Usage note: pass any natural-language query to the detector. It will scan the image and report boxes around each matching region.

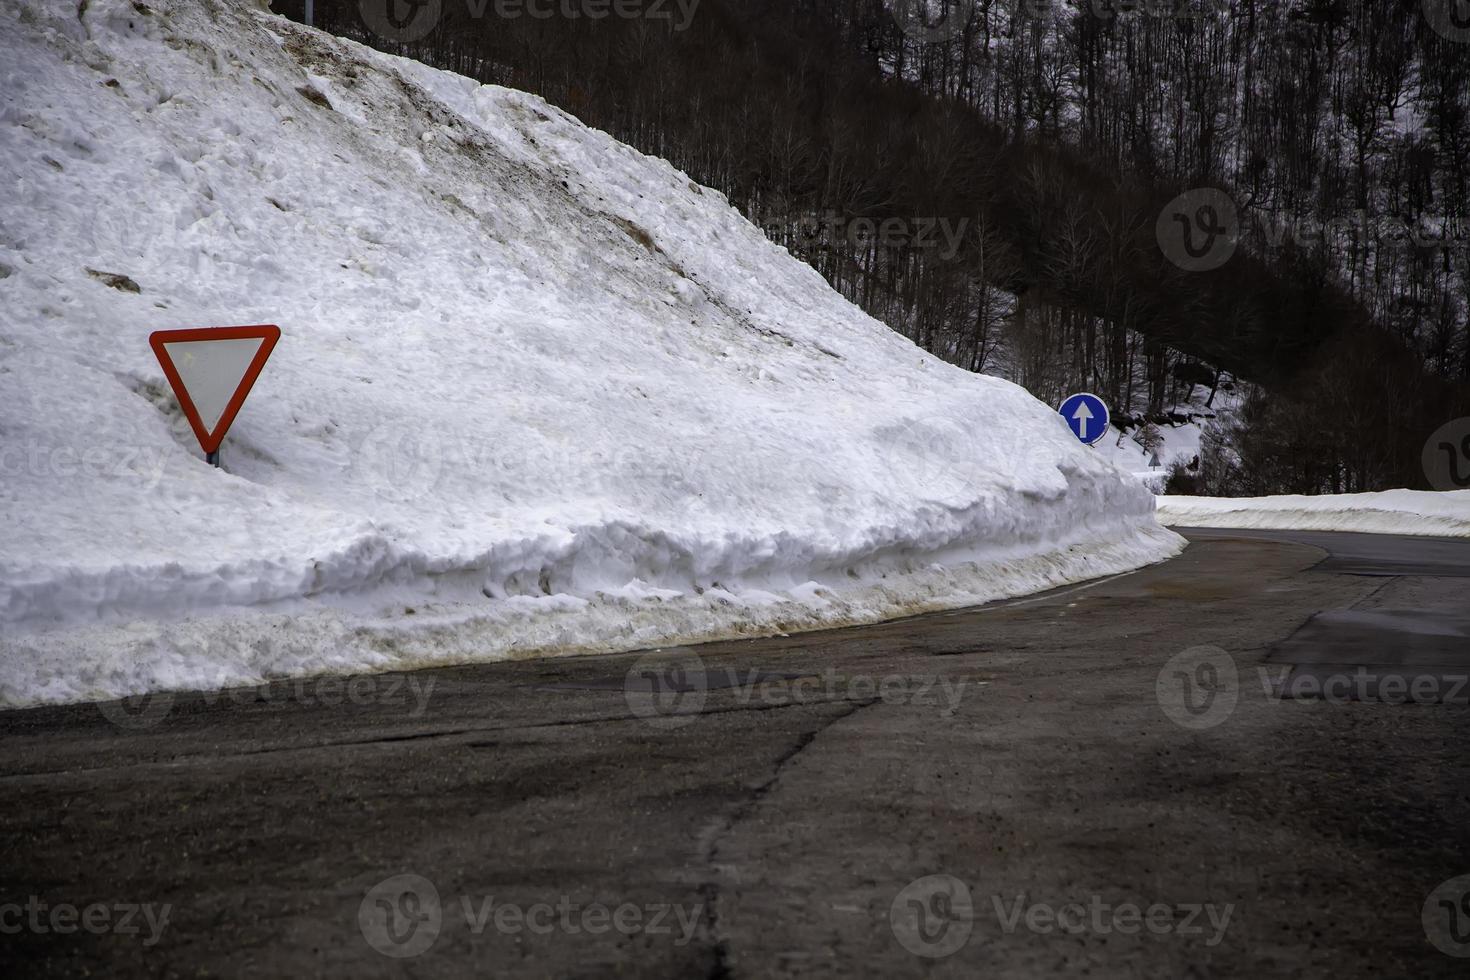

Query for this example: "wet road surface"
[1,529,1467,977]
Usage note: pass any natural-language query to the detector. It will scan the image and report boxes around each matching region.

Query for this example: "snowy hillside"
[1096,387,1242,495]
[0,0,1180,707]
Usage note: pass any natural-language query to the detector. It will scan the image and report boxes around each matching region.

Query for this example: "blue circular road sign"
[1059,392,1110,446]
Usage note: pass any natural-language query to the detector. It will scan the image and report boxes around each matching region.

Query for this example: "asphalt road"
[2,528,1468,978]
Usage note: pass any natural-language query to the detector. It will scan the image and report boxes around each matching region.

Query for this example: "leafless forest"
[287,0,1470,493]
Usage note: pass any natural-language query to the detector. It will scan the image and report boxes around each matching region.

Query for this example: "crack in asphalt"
[689,698,875,980]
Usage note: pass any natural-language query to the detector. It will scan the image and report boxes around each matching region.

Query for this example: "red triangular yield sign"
[149,325,281,454]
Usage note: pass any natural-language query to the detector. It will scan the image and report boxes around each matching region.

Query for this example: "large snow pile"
[1158,490,1470,538]
[0,0,1180,707]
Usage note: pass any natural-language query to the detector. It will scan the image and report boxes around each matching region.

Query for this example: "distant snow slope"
[1096,388,1242,495]
[0,0,1180,707]
[1158,491,1470,538]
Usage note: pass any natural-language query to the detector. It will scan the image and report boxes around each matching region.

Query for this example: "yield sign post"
[1058,392,1110,446]
[149,325,280,465]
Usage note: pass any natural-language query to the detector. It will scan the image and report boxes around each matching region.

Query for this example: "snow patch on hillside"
[0,0,1179,707]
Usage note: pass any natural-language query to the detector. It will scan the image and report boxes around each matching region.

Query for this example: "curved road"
[1,529,1467,977]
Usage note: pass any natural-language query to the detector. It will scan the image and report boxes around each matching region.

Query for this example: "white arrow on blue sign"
[1058,392,1110,446]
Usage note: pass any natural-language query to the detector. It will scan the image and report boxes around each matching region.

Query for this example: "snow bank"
[1157,491,1470,538]
[0,0,1179,707]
